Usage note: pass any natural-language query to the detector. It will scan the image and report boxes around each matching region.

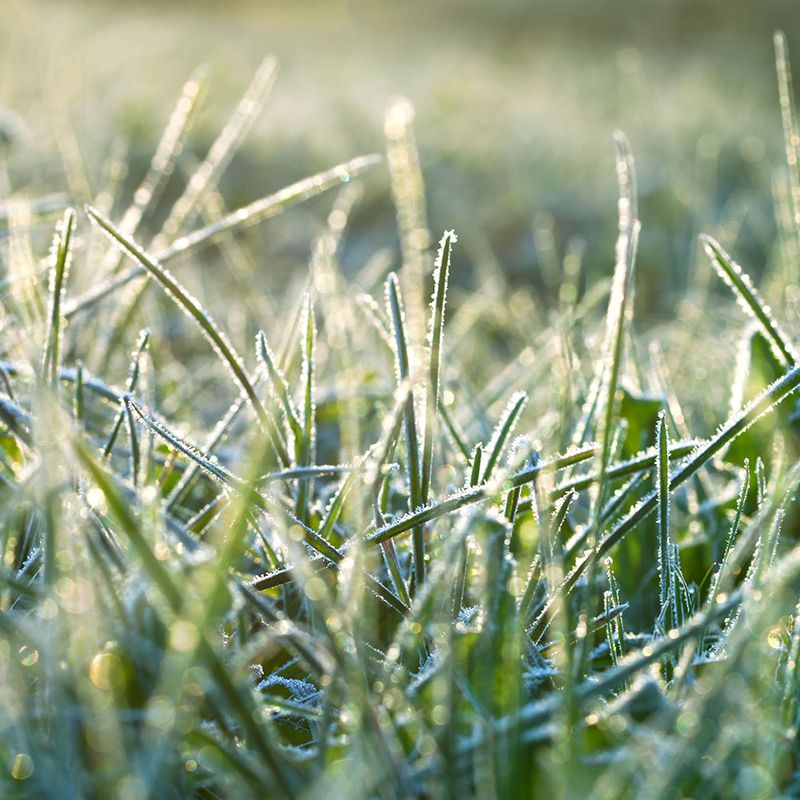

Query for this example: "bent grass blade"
[83,205,290,466]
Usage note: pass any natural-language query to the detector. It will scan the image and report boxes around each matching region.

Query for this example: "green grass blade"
[73,360,83,422]
[295,294,316,523]
[386,272,424,588]
[421,230,455,505]
[103,328,150,458]
[702,235,797,365]
[84,204,290,466]
[42,208,75,387]
[65,155,381,318]
[481,391,527,482]
[776,31,800,251]
[656,410,671,620]
[256,330,302,452]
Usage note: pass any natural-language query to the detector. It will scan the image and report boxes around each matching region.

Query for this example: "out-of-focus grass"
[3,0,800,316]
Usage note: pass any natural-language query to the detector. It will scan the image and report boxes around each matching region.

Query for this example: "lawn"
[2,3,800,798]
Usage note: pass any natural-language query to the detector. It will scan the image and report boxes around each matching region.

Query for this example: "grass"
[3,27,800,800]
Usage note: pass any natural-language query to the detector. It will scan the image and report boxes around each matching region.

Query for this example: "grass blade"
[103,328,150,458]
[66,155,381,318]
[386,272,424,589]
[702,235,796,366]
[481,391,527,482]
[84,204,290,466]
[421,230,455,505]
[42,208,75,387]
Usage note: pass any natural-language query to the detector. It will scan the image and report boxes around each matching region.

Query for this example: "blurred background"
[1,0,800,322]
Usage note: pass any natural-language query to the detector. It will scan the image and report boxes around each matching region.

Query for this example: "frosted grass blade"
[42,208,75,387]
[103,328,150,458]
[421,230,455,505]
[84,205,290,466]
[100,67,209,275]
[65,155,381,318]
[257,330,302,451]
[481,391,527,483]
[295,295,316,523]
[153,56,277,246]
[386,272,424,588]
[656,410,671,617]
[702,235,796,365]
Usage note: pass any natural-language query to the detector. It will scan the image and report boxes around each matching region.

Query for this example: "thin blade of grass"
[103,328,150,458]
[152,56,277,246]
[84,205,290,466]
[42,208,75,387]
[386,272,424,589]
[481,392,527,483]
[421,230,455,505]
[65,155,382,319]
[702,235,796,366]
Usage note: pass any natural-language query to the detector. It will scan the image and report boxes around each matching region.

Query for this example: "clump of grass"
[3,33,800,800]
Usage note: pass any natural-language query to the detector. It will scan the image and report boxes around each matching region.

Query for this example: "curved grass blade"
[84,204,290,466]
[0,395,33,447]
[702,235,796,366]
[481,391,527,483]
[42,208,75,387]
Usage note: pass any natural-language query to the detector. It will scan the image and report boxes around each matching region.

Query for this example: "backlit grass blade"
[550,439,698,499]
[367,443,598,545]
[592,132,640,516]
[776,31,800,247]
[100,67,209,275]
[386,272,424,588]
[84,204,290,466]
[702,235,797,366]
[103,328,150,458]
[656,410,672,626]
[295,294,316,523]
[153,56,277,246]
[42,208,75,387]
[66,155,381,318]
[556,358,800,601]
[421,230,455,505]
[256,330,302,453]
[481,392,527,483]
[708,461,750,602]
